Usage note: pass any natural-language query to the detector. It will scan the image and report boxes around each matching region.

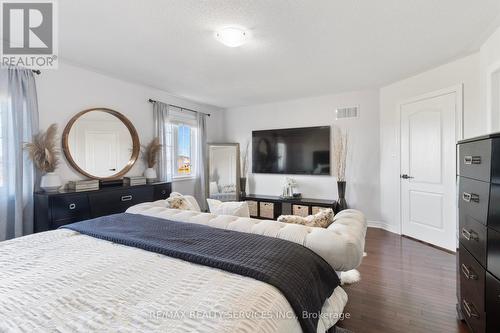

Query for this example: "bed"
[0,202,366,333]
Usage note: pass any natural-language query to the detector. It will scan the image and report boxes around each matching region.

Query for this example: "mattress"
[0,206,366,332]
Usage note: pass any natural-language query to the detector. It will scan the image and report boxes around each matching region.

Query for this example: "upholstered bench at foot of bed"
[127,202,367,272]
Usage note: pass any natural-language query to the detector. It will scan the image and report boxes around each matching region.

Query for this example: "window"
[170,106,198,179]
[174,123,196,177]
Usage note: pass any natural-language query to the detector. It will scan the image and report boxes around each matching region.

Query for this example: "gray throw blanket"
[62,213,340,333]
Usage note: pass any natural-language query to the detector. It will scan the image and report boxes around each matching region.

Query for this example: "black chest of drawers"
[457,135,500,333]
[34,182,171,232]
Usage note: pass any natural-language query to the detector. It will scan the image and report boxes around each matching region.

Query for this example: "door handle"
[461,264,477,280]
[464,156,481,165]
[461,228,478,241]
[400,174,414,179]
[121,195,133,202]
[462,299,479,318]
[462,192,479,203]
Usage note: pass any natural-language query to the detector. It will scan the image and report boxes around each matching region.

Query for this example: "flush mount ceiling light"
[215,26,249,47]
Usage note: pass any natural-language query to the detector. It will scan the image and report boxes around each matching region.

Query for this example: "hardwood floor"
[337,227,470,333]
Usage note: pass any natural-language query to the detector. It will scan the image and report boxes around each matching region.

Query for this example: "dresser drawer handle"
[462,192,479,203]
[161,190,167,195]
[462,299,479,318]
[461,264,477,280]
[69,203,76,210]
[461,228,478,241]
[464,155,481,165]
[121,195,133,202]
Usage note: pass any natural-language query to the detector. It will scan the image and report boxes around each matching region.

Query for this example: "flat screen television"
[252,126,330,175]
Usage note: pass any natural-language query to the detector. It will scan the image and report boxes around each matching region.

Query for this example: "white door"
[400,91,457,251]
[85,131,118,177]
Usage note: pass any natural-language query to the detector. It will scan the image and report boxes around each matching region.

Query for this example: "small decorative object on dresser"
[123,176,147,186]
[281,177,297,199]
[24,123,62,192]
[333,127,348,210]
[141,137,162,183]
[457,133,500,333]
[67,179,99,191]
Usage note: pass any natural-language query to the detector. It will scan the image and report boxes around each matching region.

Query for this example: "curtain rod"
[148,98,211,117]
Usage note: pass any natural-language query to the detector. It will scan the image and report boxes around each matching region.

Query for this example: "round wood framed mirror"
[62,108,140,180]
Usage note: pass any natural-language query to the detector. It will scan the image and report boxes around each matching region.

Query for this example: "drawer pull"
[69,203,76,210]
[462,299,479,318]
[461,264,477,280]
[461,228,478,241]
[121,195,133,202]
[161,190,167,195]
[464,155,481,165]
[462,192,479,203]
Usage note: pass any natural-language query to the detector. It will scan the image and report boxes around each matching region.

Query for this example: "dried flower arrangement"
[24,123,59,173]
[141,137,162,168]
[241,140,250,176]
[333,128,348,182]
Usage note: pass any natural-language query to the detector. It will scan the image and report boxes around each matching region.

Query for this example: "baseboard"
[367,220,401,234]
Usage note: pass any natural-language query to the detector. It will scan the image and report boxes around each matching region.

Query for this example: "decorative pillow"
[277,208,335,228]
[165,192,194,210]
[206,199,250,217]
[221,184,236,193]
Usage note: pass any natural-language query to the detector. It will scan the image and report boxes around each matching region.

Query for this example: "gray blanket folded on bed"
[62,213,340,333]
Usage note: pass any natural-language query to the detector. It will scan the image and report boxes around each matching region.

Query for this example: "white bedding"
[0,229,347,333]
[0,206,367,333]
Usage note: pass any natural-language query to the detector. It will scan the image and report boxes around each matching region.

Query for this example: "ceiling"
[59,0,500,108]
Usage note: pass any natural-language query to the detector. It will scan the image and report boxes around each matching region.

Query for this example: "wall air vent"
[335,106,359,120]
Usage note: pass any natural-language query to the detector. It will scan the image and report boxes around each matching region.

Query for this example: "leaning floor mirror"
[207,143,240,202]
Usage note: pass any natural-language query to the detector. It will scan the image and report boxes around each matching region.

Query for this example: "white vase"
[144,167,157,182]
[40,172,62,192]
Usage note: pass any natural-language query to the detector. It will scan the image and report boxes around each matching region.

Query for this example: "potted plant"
[25,124,62,192]
[240,140,250,197]
[142,137,162,183]
[333,128,348,210]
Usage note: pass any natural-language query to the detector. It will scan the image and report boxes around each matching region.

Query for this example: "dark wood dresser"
[457,135,500,333]
[34,182,171,232]
[241,194,339,220]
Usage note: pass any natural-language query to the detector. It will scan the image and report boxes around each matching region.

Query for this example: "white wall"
[379,53,481,233]
[480,25,500,131]
[223,90,381,222]
[36,61,225,198]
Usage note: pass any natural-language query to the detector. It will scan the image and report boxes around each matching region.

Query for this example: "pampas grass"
[333,128,348,181]
[24,124,59,173]
[142,137,162,168]
[241,140,250,176]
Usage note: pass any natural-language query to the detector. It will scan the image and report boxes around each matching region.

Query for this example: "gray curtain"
[195,113,207,210]
[153,101,173,182]
[0,68,39,241]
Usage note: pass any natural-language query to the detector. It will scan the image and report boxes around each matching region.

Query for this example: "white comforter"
[0,229,348,333]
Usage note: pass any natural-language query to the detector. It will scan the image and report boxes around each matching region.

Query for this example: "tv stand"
[241,194,339,220]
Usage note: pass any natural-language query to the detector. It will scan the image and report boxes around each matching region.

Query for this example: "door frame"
[486,59,500,132]
[397,84,464,242]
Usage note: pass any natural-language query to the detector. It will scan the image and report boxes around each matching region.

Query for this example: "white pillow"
[206,199,250,217]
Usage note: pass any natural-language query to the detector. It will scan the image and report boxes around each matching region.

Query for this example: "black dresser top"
[458,132,500,144]
[242,194,336,205]
[35,181,170,197]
